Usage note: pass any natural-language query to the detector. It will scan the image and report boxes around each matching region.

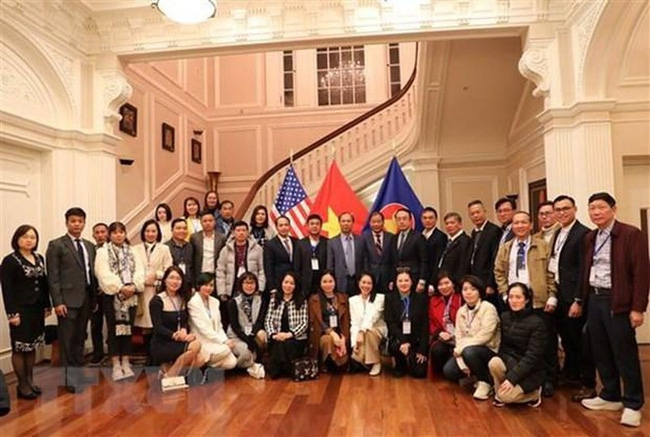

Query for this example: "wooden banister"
[235,42,420,219]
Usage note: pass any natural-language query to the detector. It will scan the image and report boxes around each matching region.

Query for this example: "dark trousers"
[442,345,495,383]
[588,295,644,410]
[533,308,559,385]
[558,299,596,388]
[57,295,92,385]
[90,293,105,358]
[345,275,358,296]
[268,339,307,379]
[429,341,454,375]
[389,339,427,378]
[103,295,135,358]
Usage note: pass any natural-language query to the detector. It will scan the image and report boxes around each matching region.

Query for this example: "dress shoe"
[581,396,624,411]
[17,389,38,400]
[571,387,597,403]
[89,355,104,366]
[369,363,382,376]
[542,382,555,397]
[65,385,82,394]
[30,385,42,395]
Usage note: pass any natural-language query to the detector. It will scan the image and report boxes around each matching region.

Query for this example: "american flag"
[270,165,312,238]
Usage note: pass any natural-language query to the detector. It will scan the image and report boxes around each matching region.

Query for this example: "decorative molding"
[574,0,607,96]
[518,46,550,98]
[100,69,133,131]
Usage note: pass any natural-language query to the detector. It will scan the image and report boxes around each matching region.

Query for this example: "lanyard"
[593,233,611,258]
[465,304,479,330]
[401,295,410,320]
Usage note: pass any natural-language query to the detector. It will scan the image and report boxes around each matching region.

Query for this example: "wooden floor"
[2,348,650,436]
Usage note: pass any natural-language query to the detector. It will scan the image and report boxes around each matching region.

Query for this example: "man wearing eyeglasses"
[549,195,594,402]
[535,201,560,244]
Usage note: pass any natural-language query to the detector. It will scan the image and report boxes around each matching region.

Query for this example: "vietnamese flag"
[311,161,368,237]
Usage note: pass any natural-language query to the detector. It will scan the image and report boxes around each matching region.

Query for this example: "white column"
[408,154,441,208]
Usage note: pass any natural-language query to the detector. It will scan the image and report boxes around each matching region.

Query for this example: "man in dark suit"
[467,200,503,305]
[579,192,649,428]
[495,197,516,246]
[327,212,363,295]
[549,195,594,401]
[166,218,195,287]
[436,212,473,286]
[388,208,428,293]
[421,207,448,293]
[294,214,328,297]
[360,212,394,294]
[46,207,97,393]
[264,215,297,295]
[190,210,226,285]
[89,222,109,365]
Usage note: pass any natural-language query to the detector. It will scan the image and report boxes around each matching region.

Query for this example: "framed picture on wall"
[191,139,202,164]
[162,123,175,152]
[528,178,548,231]
[119,103,137,137]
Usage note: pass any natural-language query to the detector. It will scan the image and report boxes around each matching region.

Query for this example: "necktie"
[283,238,292,261]
[344,236,355,276]
[516,241,526,277]
[471,229,482,264]
[439,238,453,268]
[75,239,89,285]
[374,232,383,256]
[398,232,407,251]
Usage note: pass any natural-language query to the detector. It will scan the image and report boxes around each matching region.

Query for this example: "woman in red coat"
[429,272,462,375]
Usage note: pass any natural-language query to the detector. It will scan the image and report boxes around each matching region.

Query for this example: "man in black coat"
[549,195,594,401]
[264,215,297,295]
[46,207,97,393]
[294,214,328,297]
[388,208,428,293]
[468,200,503,306]
[360,212,394,294]
[165,218,195,287]
[434,212,473,286]
[420,207,447,292]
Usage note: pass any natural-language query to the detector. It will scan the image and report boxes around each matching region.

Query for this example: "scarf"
[107,242,138,336]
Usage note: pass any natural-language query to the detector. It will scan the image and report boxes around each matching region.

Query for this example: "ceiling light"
[152,0,216,25]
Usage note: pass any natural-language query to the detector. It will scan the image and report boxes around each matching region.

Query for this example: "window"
[388,43,401,97]
[317,46,366,106]
[283,50,295,107]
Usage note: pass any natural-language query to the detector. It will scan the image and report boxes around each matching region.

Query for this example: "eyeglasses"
[538,211,554,217]
[553,206,573,213]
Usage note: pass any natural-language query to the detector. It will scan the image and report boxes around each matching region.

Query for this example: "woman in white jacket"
[350,272,387,376]
[95,222,145,381]
[188,273,237,370]
[133,220,173,363]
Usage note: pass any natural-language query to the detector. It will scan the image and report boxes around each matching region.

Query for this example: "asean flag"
[365,157,424,233]
[310,161,368,238]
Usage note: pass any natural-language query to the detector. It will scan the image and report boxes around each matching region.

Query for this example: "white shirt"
[508,236,531,287]
[201,235,215,273]
[422,227,435,240]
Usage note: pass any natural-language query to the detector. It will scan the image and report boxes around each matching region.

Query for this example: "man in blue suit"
[327,212,364,295]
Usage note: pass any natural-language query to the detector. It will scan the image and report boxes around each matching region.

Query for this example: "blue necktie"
[516,242,526,277]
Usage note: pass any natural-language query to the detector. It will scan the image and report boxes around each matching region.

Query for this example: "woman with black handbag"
[265,272,308,379]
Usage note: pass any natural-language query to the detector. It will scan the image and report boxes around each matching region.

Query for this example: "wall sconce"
[119,158,135,166]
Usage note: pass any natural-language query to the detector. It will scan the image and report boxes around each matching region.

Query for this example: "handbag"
[291,357,319,382]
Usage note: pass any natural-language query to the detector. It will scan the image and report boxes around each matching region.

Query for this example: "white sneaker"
[122,362,135,379]
[620,408,642,427]
[111,364,124,381]
[247,363,265,380]
[369,363,382,376]
[581,396,624,411]
[473,381,493,400]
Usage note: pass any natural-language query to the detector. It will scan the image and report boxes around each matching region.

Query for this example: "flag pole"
[289,148,294,166]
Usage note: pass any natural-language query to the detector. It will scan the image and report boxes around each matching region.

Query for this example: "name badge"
[244,325,252,336]
[311,258,320,271]
[589,266,597,284]
[403,320,411,335]
[548,256,558,274]
[329,315,338,328]
[178,262,186,274]
[237,266,246,277]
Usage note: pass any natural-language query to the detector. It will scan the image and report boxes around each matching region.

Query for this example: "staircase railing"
[235,43,419,219]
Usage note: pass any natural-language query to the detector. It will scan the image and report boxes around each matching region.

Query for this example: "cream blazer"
[132,242,173,286]
[454,300,501,355]
[188,292,230,355]
[349,293,388,344]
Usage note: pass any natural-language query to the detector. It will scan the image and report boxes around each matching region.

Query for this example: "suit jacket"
[307,292,350,360]
[437,232,473,285]
[294,237,328,297]
[389,230,428,284]
[423,228,448,284]
[190,231,226,276]
[264,235,297,293]
[327,233,364,294]
[360,230,394,293]
[46,235,97,309]
[349,293,388,344]
[551,220,589,304]
[385,291,429,356]
[470,221,503,289]
[580,220,649,314]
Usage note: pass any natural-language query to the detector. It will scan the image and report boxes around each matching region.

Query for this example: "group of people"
[1,189,647,428]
